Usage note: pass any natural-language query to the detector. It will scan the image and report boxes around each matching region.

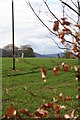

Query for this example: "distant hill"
[35,52,64,58]
[34,52,47,58]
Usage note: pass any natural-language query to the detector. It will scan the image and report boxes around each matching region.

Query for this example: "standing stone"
[22,52,24,58]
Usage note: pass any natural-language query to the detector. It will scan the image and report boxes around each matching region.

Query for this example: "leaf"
[64,65,69,72]
[40,67,47,82]
[76,75,80,82]
[64,114,71,119]
[14,111,20,119]
[40,67,47,76]
[60,105,66,110]
[61,38,66,44]
[63,27,72,34]
[76,52,80,59]
[20,109,28,114]
[75,37,79,42]
[62,21,70,26]
[20,109,32,117]
[76,95,80,100]
[71,109,76,118]
[61,17,67,21]
[78,87,80,91]
[55,104,60,117]
[57,93,63,99]
[75,32,79,37]
[74,32,79,42]
[62,62,65,67]
[34,108,48,118]
[41,103,48,109]
[62,62,69,71]
[42,110,48,118]
[4,106,16,119]
[73,44,78,52]
[47,102,53,108]
[34,111,42,117]
[74,65,79,72]
[53,97,58,103]
[33,115,41,118]
[69,64,72,67]
[69,51,72,58]
[53,21,59,31]
[58,32,66,44]
[65,96,71,101]
[41,102,53,109]
[58,32,64,39]
[43,79,46,83]
[53,67,60,75]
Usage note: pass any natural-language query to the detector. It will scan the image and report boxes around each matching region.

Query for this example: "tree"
[26,0,80,59]
[20,45,35,57]
[3,44,19,57]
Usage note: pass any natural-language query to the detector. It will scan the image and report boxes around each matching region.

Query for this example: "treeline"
[1,44,35,57]
[1,44,76,58]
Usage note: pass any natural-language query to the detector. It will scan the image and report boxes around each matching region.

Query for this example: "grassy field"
[2,58,79,118]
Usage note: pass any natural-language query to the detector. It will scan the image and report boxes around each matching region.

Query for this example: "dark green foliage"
[2,50,12,57]
[3,44,19,57]
[20,45,35,57]
[23,47,35,57]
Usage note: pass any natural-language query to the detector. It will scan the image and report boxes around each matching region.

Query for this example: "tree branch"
[71,0,78,8]
[43,0,62,25]
[46,35,71,50]
[43,0,76,38]
[59,0,80,15]
[26,1,58,36]
[65,12,77,24]
[26,0,79,52]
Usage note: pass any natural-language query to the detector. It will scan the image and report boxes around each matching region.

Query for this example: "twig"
[46,35,71,50]
[59,0,80,15]
[26,1,58,36]
[43,0,76,38]
[71,0,78,8]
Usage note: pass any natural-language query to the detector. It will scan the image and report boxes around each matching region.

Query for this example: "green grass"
[2,58,79,117]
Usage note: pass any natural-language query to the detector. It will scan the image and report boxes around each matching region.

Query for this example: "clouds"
[0,0,66,54]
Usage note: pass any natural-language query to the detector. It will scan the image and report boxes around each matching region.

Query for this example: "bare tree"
[26,0,80,117]
[26,0,80,59]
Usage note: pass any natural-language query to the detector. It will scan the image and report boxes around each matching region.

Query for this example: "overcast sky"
[0,0,77,54]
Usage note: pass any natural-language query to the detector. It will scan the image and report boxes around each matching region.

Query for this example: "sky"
[0,0,77,54]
